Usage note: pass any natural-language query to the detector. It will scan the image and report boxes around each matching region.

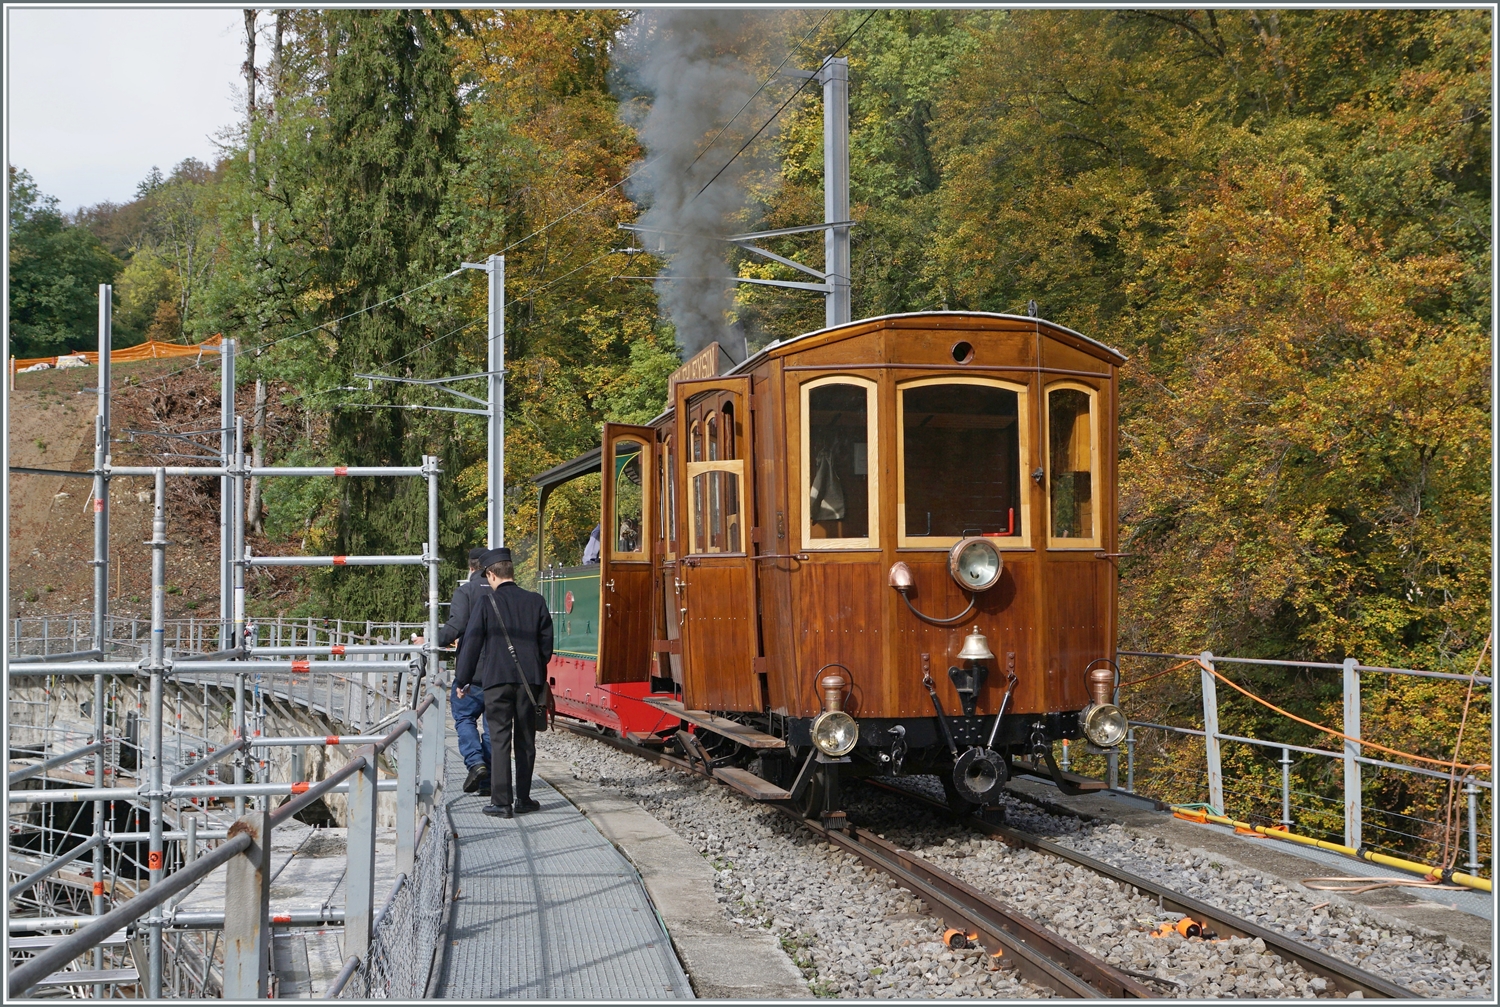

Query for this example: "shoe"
[482,803,512,819]
[514,798,541,815]
[463,764,488,794]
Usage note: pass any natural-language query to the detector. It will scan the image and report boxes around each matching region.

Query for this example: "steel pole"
[234,672,247,819]
[220,340,235,647]
[488,255,505,548]
[92,283,112,995]
[1200,652,1224,815]
[148,467,167,998]
[1343,657,1361,849]
[821,56,851,328]
[1280,746,1294,828]
[234,415,247,649]
[1464,777,1481,875]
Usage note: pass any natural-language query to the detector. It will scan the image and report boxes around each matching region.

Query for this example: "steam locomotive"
[532,311,1127,819]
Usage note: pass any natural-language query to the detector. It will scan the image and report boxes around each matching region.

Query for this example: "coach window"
[1046,383,1098,546]
[661,434,677,554]
[800,376,878,548]
[612,439,647,557]
[898,378,1028,547]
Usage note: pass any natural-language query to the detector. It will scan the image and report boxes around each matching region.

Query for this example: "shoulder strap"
[485,590,543,709]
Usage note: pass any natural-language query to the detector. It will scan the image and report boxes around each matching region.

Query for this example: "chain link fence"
[336,816,449,998]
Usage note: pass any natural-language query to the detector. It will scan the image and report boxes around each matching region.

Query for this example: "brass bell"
[956,625,994,663]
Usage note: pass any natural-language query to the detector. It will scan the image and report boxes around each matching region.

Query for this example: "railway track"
[864,779,1416,1000]
[558,720,1420,999]
[558,721,1156,997]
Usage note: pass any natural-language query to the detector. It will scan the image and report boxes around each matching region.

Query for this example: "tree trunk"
[244,9,260,251]
[248,379,267,535]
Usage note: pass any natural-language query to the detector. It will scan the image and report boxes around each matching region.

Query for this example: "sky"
[6,5,249,211]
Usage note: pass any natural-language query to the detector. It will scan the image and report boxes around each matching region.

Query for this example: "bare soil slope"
[7,360,308,622]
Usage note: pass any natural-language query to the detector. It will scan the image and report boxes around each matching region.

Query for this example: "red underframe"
[547,655,681,738]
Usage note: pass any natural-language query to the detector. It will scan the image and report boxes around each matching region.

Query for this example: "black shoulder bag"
[485,592,553,732]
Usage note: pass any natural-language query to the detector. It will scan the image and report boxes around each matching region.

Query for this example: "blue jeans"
[452,682,491,770]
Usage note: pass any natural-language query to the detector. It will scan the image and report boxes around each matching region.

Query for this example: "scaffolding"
[6,290,452,999]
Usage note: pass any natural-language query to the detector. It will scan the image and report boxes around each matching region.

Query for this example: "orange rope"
[1118,658,1199,689]
[1439,635,1490,869]
[1197,659,1492,774]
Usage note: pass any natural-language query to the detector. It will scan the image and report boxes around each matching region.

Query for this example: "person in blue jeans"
[427,548,492,794]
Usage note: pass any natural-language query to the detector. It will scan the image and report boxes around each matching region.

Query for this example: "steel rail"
[7,837,106,900]
[867,779,1415,999]
[7,830,252,996]
[554,720,1153,998]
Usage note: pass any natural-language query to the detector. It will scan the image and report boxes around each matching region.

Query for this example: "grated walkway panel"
[433,740,693,999]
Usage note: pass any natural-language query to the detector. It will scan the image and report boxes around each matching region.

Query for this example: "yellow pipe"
[1174,807,1493,894]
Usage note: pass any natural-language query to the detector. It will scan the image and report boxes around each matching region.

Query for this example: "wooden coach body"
[538,312,1125,764]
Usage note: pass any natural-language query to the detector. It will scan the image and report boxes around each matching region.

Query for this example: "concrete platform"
[1008,776,1494,958]
[432,745,693,999]
[536,757,809,1000]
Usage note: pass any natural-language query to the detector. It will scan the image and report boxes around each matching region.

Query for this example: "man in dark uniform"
[455,547,554,819]
[436,547,491,795]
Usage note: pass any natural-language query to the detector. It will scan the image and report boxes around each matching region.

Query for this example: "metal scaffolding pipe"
[6,831,253,998]
[6,662,144,675]
[245,554,427,567]
[247,465,427,477]
[220,338,235,647]
[8,837,106,900]
[247,735,385,747]
[169,738,246,786]
[93,287,112,996]
[247,644,421,656]
[147,467,167,998]
[8,741,106,786]
[174,660,413,672]
[9,778,400,805]
[9,648,105,664]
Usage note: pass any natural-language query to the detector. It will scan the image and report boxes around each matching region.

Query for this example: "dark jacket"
[455,581,554,691]
[436,571,485,649]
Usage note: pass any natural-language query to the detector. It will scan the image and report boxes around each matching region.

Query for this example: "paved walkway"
[432,741,693,999]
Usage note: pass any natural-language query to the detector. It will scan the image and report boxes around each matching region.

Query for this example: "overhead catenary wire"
[693,9,877,201]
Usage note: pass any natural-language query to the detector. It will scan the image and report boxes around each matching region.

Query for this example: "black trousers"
[483,683,536,805]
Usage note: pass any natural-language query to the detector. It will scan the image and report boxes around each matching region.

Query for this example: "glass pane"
[903,383,1021,538]
[721,403,736,459]
[707,413,719,461]
[613,440,645,554]
[806,383,870,540]
[663,436,676,546]
[1048,388,1094,539]
[692,473,707,552]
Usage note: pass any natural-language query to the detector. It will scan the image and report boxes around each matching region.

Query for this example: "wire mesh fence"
[337,819,448,998]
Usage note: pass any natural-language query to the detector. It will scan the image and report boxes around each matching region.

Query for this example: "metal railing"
[1115,650,1492,876]
[7,695,444,998]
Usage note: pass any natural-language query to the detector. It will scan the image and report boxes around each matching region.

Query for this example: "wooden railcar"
[534,312,1128,815]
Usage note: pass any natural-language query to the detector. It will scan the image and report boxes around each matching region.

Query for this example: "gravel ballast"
[537,731,1491,999]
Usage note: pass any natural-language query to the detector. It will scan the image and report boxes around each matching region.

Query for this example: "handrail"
[8,741,106,786]
[9,648,104,664]
[169,738,245,786]
[7,836,105,899]
[7,830,253,996]
[1118,649,1492,685]
[268,697,432,828]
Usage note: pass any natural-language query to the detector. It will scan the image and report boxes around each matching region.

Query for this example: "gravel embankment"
[538,731,1046,999]
[539,732,1491,999]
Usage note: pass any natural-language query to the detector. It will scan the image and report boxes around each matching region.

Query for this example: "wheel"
[940,771,980,815]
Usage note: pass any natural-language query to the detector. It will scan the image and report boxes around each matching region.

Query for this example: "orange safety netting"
[12,334,224,371]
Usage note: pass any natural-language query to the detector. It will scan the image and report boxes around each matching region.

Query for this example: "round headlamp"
[1081,703,1128,748]
[810,710,859,757]
[949,537,1003,592]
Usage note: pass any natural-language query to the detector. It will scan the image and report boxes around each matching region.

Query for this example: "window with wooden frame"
[1045,382,1099,548]
[897,377,1030,548]
[610,437,649,558]
[686,412,745,555]
[660,433,676,557]
[799,376,879,549]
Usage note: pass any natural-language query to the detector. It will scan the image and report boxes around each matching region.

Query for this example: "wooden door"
[598,424,655,684]
[674,377,762,712]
